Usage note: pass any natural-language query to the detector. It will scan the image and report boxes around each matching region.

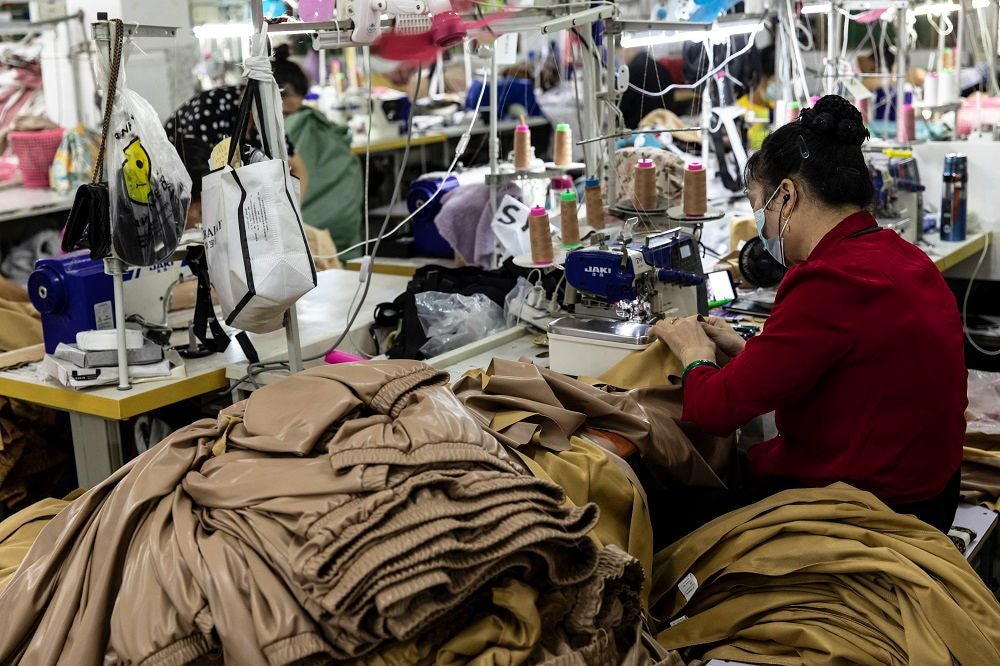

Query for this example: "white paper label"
[844,77,874,101]
[669,615,688,627]
[495,33,519,66]
[490,195,531,259]
[94,301,113,330]
[678,573,698,601]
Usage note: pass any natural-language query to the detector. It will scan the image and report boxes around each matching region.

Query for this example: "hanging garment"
[0,361,644,665]
[649,483,1000,665]
[434,183,522,269]
[284,107,363,261]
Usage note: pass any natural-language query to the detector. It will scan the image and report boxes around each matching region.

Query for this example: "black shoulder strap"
[185,245,231,353]
[847,225,883,239]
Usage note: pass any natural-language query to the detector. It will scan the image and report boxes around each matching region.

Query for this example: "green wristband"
[681,359,720,384]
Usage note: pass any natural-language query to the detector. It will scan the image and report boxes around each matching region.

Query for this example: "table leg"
[68,412,123,488]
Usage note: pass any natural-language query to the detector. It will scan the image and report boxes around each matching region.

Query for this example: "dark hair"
[272,44,310,97]
[174,134,212,199]
[760,45,775,78]
[745,94,874,209]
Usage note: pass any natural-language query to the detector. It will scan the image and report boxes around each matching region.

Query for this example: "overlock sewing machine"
[547,223,706,376]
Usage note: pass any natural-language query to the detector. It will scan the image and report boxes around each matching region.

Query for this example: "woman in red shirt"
[653,95,967,532]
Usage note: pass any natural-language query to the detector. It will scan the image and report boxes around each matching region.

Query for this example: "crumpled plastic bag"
[49,123,98,194]
[102,63,191,266]
[416,291,506,358]
[967,370,1000,435]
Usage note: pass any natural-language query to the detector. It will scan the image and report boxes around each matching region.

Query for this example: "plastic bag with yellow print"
[106,87,192,266]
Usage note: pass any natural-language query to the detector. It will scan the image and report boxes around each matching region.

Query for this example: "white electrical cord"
[963,233,1000,356]
[627,27,761,98]
[317,68,489,260]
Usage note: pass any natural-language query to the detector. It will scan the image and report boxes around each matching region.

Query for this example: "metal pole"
[826,4,841,95]
[580,31,598,174]
[92,19,131,391]
[106,258,131,390]
[606,30,619,205]
[896,4,907,141]
[489,48,499,214]
[956,0,966,103]
[776,0,793,103]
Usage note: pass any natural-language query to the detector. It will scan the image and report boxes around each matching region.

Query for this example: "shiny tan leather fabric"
[0,361,641,665]
[597,339,684,390]
[649,484,1000,665]
[452,358,735,490]
[0,495,75,592]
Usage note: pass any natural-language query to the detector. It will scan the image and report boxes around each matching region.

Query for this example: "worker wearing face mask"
[652,95,967,533]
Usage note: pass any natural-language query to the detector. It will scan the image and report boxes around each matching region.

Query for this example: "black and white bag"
[201,38,316,334]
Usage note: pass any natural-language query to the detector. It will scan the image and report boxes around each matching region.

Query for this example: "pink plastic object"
[9,128,64,188]
[431,11,466,47]
[550,176,574,190]
[515,124,529,133]
[530,205,547,216]
[636,158,654,169]
[299,0,335,22]
[896,104,915,143]
[687,162,704,171]
[957,96,1000,137]
[324,350,365,364]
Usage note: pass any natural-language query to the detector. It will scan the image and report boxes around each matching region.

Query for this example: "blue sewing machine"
[28,251,191,353]
[548,226,705,376]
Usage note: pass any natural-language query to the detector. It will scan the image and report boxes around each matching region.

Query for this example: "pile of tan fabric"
[0,362,645,665]
[650,484,1000,665]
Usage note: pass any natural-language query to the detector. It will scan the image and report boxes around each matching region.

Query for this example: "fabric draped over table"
[0,361,646,665]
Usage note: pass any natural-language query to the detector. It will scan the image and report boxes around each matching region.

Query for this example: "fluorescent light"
[912,2,961,15]
[801,2,832,14]
[193,23,253,40]
[621,20,763,47]
[972,0,991,7]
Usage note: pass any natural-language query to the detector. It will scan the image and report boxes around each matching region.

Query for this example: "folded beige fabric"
[650,483,1000,665]
[0,361,645,665]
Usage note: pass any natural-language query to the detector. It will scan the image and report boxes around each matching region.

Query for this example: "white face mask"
[753,185,790,266]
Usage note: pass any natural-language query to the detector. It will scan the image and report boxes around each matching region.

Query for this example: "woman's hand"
[652,317,716,367]
[700,316,747,359]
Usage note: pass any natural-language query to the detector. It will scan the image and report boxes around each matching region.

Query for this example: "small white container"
[547,316,653,377]
[923,73,938,107]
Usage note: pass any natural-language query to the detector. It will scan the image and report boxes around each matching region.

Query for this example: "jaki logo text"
[584,266,612,276]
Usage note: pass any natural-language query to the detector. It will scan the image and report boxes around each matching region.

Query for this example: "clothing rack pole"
[92,16,178,391]
[252,2,305,373]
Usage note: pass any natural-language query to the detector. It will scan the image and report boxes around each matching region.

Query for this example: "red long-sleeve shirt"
[684,211,967,504]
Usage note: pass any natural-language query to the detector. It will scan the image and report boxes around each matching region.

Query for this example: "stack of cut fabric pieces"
[961,370,1000,509]
[0,362,646,665]
[649,484,1000,665]
[961,430,1000,511]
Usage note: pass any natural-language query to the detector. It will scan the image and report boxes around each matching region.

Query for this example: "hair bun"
[799,95,869,147]
[273,43,291,61]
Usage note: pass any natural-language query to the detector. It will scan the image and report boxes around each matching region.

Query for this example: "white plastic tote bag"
[201,42,315,334]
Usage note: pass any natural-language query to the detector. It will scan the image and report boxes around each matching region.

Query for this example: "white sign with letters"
[490,195,531,261]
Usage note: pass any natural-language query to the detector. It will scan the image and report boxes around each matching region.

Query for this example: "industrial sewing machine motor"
[548,226,705,377]
[28,251,191,353]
